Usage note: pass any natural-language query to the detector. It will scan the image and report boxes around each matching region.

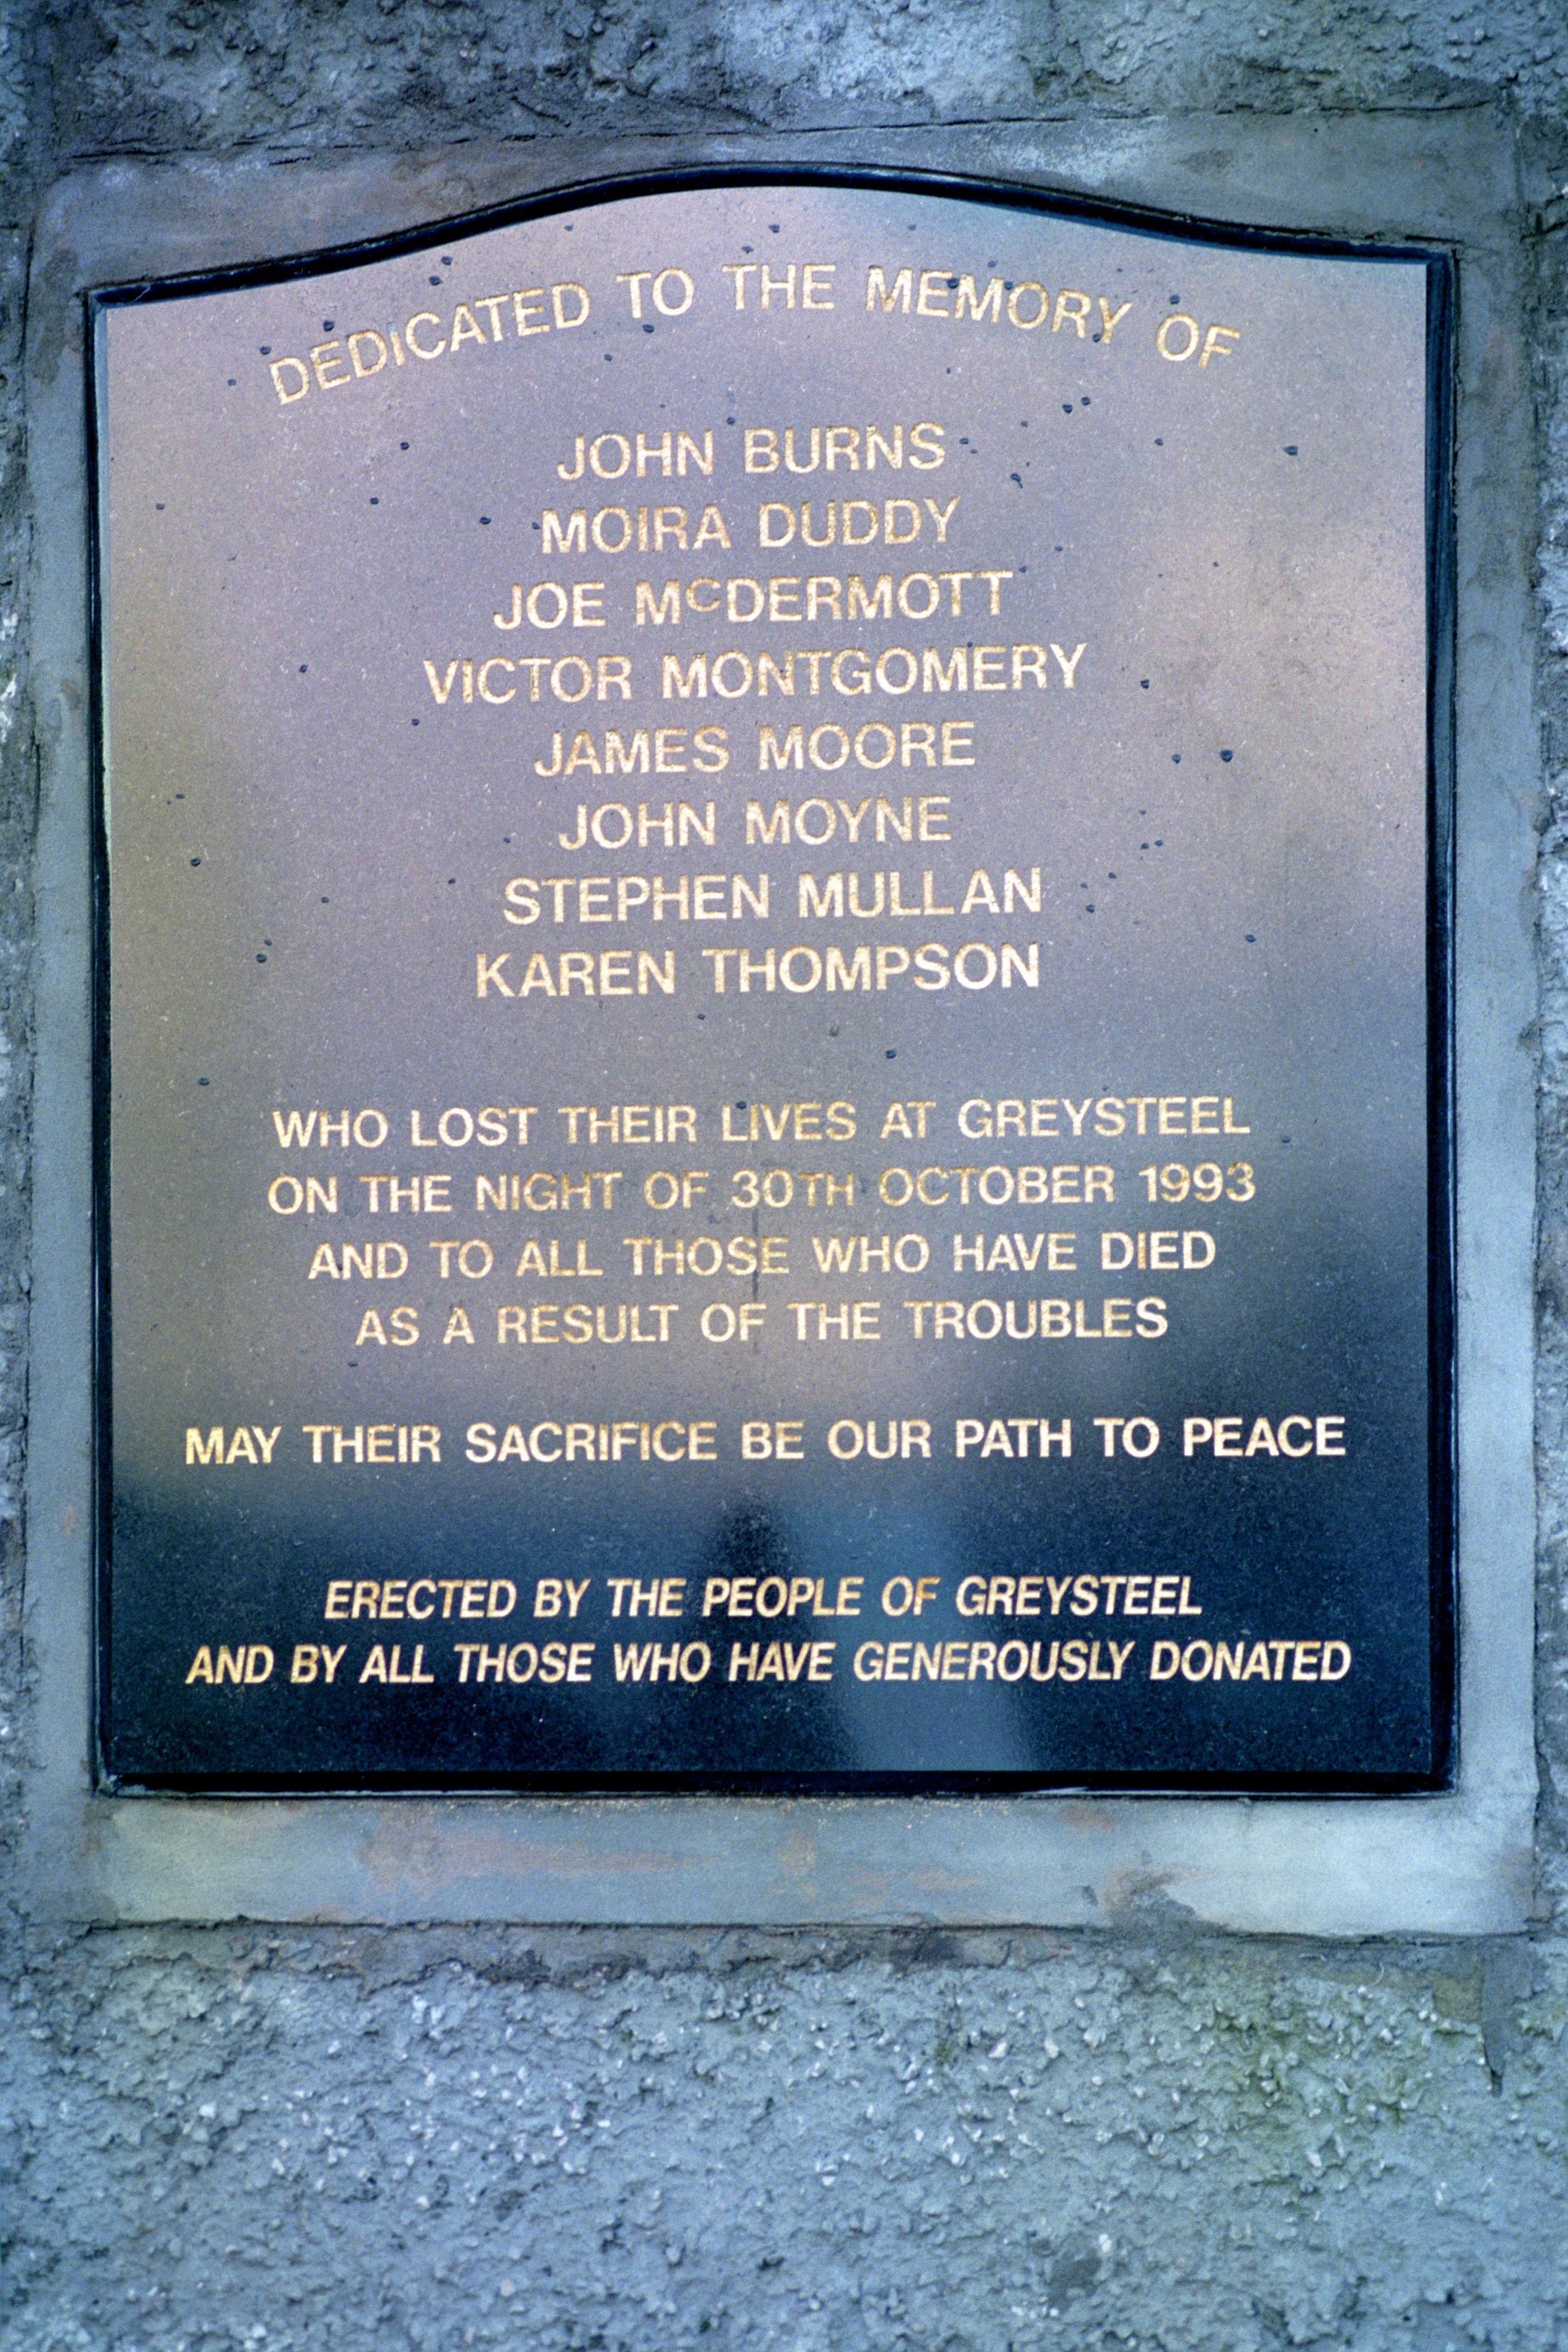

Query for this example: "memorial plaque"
[93,174,1451,1791]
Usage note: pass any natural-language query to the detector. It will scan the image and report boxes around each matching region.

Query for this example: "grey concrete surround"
[21,113,1541,1940]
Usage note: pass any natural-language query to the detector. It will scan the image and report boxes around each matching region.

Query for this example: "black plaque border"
[86,163,1458,1798]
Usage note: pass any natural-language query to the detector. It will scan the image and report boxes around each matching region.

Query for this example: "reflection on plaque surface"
[94,176,1451,1789]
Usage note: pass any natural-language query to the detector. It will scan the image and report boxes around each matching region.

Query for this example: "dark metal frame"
[87,163,1457,1796]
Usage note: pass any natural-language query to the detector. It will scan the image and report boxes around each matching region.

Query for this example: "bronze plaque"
[94,175,1451,1789]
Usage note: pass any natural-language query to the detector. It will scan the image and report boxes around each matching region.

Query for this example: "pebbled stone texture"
[4,1925,1568,2352]
[3,5,1568,2349]
[14,0,1568,150]
[1535,144,1568,1931]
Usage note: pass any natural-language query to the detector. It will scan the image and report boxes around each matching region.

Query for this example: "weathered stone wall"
[4,7,1567,2347]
